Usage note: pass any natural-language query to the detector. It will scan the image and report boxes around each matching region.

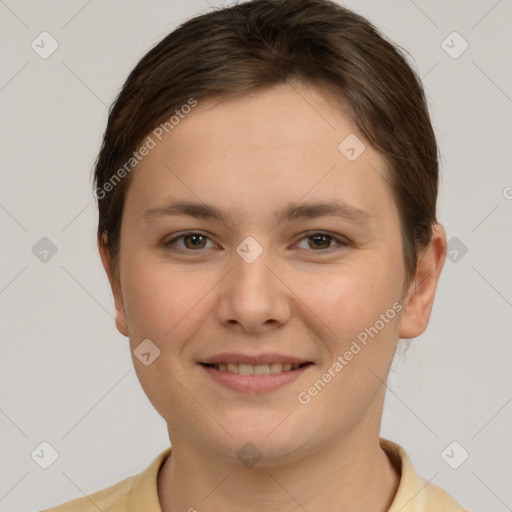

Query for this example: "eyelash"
[164,231,349,253]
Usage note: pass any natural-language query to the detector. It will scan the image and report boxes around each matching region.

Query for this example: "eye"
[294,232,348,252]
[165,231,348,253]
[165,232,217,251]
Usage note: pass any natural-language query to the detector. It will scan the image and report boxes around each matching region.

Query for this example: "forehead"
[170,83,357,163]
[123,82,397,227]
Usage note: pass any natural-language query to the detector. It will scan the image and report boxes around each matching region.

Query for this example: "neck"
[158,430,400,512]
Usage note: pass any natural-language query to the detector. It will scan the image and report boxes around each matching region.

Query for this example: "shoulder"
[41,447,172,512]
[381,438,468,512]
[417,476,469,511]
[41,474,137,512]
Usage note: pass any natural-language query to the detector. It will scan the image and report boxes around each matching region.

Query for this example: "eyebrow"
[142,199,374,226]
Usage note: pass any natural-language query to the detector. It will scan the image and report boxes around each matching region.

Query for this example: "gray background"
[1,1,511,511]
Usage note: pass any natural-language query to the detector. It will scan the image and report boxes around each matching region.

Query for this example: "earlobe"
[398,224,447,339]
[98,235,129,338]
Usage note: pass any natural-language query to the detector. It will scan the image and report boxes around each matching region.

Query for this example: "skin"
[99,82,447,512]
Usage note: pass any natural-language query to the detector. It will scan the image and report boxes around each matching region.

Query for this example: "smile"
[199,362,314,394]
[201,362,311,374]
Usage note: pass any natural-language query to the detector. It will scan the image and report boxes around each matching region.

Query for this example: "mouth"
[200,362,313,374]
[198,359,314,394]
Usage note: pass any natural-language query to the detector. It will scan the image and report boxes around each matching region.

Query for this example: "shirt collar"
[382,438,433,511]
[127,439,444,511]
[128,447,171,512]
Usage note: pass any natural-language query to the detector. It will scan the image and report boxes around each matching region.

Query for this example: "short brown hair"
[94,0,439,287]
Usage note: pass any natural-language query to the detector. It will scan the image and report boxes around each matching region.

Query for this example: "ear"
[98,234,129,337]
[398,224,447,339]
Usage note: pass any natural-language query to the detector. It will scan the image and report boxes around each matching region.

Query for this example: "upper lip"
[200,353,312,365]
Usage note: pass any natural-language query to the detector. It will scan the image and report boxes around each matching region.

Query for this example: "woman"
[45,0,466,510]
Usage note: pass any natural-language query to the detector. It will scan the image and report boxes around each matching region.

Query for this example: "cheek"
[293,263,402,428]
[121,246,191,326]
[293,253,403,341]
[120,255,202,419]
[294,252,404,399]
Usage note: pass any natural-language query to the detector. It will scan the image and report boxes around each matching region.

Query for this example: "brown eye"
[166,232,215,251]
[295,232,348,252]
[183,234,207,249]
[308,234,332,250]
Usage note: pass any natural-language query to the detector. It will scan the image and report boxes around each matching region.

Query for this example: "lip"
[199,362,314,394]
[200,352,312,365]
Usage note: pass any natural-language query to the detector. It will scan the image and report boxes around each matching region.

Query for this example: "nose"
[214,241,291,334]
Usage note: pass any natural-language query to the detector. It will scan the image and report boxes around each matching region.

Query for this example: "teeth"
[254,364,270,375]
[238,363,253,375]
[210,362,305,374]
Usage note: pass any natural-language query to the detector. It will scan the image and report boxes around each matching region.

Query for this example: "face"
[100,82,440,465]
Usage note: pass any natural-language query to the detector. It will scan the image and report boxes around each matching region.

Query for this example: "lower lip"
[199,364,312,394]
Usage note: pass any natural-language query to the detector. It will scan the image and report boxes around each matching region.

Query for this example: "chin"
[207,436,310,468]
[202,413,320,467]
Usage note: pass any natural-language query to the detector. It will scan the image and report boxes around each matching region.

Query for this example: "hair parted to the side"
[93,0,439,289]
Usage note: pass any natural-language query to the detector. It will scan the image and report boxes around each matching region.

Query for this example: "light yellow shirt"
[42,439,467,511]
